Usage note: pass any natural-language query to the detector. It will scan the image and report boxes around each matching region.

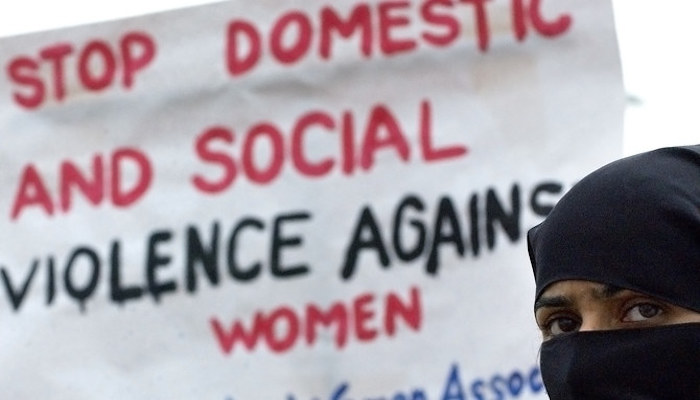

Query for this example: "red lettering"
[530,0,572,37]
[354,293,378,341]
[291,111,336,177]
[110,148,152,207]
[512,0,528,41]
[211,287,422,355]
[341,111,356,175]
[270,11,312,65]
[11,165,55,220]
[210,313,266,354]
[319,4,372,59]
[226,20,262,76]
[60,155,105,212]
[242,123,284,184]
[420,100,467,161]
[511,0,572,40]
[120,32,156,88]
[305,302,349,348]
[78,41,117,91]
[7,57,44,109]
[192,127,237,194]
[265,306,300,353]
[421,0,460,47]
[459,0,492,52]
[384,286,421,335]
[360,104,410,170]
[39,43,74,102]
[378,0,417,55]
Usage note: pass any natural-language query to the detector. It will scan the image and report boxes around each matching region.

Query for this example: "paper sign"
[0,1,623,398]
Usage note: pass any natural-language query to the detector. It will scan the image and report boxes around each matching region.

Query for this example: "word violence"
[192,99,467,193]
[210,286,421,355]
[1,211,312,312]
[226,0,573,76]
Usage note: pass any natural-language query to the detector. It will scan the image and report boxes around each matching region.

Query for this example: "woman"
[527,145,700,399]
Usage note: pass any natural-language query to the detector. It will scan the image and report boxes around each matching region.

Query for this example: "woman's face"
[534,280,700,340]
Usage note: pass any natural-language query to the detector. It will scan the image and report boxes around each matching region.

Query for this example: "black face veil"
[527,145,700,400]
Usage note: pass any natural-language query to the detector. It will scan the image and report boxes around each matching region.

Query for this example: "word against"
[341,180,567,279]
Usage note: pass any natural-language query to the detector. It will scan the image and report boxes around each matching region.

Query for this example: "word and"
[341,181,566,279]
[0,212,310,312]
[211,286,421,355]
[192,99,467,193]
[9,98,465,221]
[6,31,156,110]
[10,147,152,220]
[226,0,573,76]
[286,362,544,400]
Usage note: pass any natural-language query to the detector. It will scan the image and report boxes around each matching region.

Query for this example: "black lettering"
[341,206,390,280]
[468,193,480,257]
[146,230,176,302]
[46,256,56,305]
[110,240,143,304]
[392,194,426,262]
[64,247,101,312]
[271,212,311,278]
[530,182,563,216]
[227,218,264,281]
[186,222,221,292]
[1,260,39,311]
[427,196,464,274]
[486,184,521,249]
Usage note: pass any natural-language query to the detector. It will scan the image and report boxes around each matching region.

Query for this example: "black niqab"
[527,145,700,400]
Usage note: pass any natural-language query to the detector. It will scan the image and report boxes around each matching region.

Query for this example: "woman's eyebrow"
[534,295,572,312]
[594,284,624,299]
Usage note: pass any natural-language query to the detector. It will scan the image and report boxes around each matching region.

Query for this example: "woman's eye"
[546,317,581,336]
[623,303,663,322]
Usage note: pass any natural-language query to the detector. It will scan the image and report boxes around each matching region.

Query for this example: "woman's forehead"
[540,280,623,298]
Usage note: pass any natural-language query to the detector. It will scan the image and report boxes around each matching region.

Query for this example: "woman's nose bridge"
[579,309,614,332]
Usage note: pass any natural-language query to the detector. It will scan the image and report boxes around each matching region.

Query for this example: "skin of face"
[534,280,700,341]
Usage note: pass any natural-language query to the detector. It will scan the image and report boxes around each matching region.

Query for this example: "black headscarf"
[527,145,700,400]
[528,145,700,311]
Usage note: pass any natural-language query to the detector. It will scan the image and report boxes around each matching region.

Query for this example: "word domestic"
[226,0,573,76]
[211,286,421,355]
[286,362,544,400]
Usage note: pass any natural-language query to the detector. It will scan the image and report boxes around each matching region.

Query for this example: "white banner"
[0,1,623,398]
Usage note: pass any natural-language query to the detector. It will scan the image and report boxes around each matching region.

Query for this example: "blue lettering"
[331,382,350,400]
[470,379,487,400]
[507,371,524,396]
[409,389,428,400]
[441,364,467,400]
[489,375,507,400]
[529,367,544,393]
